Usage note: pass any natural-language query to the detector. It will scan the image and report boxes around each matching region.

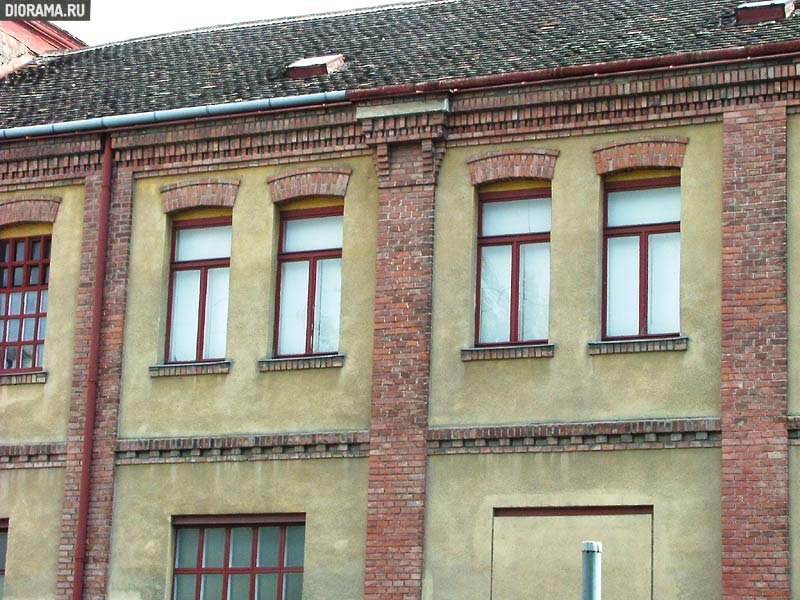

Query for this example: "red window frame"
[171,514,305,600]
[602,176,681,341]
[0,235,50,374]
[273,205,343,358]
[164,217,231,363]
[475,188,551,347]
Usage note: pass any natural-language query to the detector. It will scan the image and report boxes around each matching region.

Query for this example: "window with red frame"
[274,207,342,357]
[166,218,231,363]
[171,516,305,600]
[0,519,7,598]
[476,190,551,346]
[0,236,50,372]
[603,177,681,340]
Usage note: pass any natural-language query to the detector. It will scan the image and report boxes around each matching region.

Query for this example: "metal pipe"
[581,541,602,600]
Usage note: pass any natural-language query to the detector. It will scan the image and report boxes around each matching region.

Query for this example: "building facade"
[0,0,798,598]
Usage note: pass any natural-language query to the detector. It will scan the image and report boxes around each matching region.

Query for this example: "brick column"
[721,102,790,599]
[56,160,134,600]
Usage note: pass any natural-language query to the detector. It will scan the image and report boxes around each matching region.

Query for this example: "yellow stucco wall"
[0,467,64,600]
[0,185,83,443]
[787,115,800,415]
[118,158,377,438]
[430,124,723,425]
[423,449,721,599]
[106,459,368,600]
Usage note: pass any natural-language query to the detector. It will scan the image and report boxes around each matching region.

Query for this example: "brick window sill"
[461,344,555,362]
[587,336,688,355]
[149,360,231,377]
[258,354,345,372]
[0,370,47,385]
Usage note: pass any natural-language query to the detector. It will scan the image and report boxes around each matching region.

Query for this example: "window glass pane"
[8,293,20,315]
[257,527,280,567]
[35,344,43,368]
[6,320,18,342]
[173,575,196,600]
[478,245,512,344]
[0,530,6,570]
[12,267,22,287]
[23,292,37,314]
[169,270,201,362]
[28,266,38,286]
[229,527,252,568]
[284,525,305,567]
[175,528,199,568]
[648,232,680,334]
[20,345,32,369]
[38,318,46,340]
[42,265,49,285]
[3,347,16,370]
[482,197,551,236]
[312,258,341,353]
[203,267,229,359]
[201,574,223,600]
[39,291,48,313]
[283,573,303,600]
[518,242,550,341]
[0,268,6,287]
[283,216,343,252]
[0,294,5,316]
[202,528,225,568]
[255,574,278,600]
[0,574,4,600]
[606,236,640,337]
[228,574,251,600]
[14,241,23,262]
[176,226,232,262]
[22,318,34,341]
[607,186,680,227]
[277,261,310,356]
[31,240,40,260]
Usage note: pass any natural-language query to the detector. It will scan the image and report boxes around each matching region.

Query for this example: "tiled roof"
[2,0,800,128]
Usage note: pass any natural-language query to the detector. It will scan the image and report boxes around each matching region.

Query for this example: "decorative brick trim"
[266,167,352,204]
[258,354,345,372]
[0,195,61,227]
[592,136,688,175]
[787,415,800,433]
[159,177,240,214]
[115,431,369,465]
[467,148,559,186]
[0,370,47,385]
[587,337,689,355]
[461,344,554,361]
[149,360,231,377]
[427,418,721,455]
[0,441,67,469]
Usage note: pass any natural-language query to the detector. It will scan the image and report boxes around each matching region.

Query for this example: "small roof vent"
[736,0,795,24]
[287,54,345,78]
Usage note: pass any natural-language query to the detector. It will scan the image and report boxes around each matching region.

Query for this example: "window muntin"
[0,520,7,599]
[0,236,50,373]
[166,218,231,363]
[476,190,551,346]
[172,517,304,600]
[274,208,343,358]
[603,178,680,339]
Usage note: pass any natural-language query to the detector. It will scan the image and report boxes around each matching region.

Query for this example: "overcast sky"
[52,0,406,45]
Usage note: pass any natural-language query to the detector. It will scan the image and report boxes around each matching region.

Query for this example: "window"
[475,189,551,346]
[603,177,680,339]
[165,218,231,363]
[0,519,7,600]
[171,516,305,600]
[0,236,50,372]
[274,207,342,357]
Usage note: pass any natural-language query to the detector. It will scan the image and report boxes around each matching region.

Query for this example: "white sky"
[53,0,405,45]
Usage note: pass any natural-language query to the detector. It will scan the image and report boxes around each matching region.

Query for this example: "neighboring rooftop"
[1,0,800,129]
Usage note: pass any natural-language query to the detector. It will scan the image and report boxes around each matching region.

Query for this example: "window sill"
[149,360,231,377]
[258,354,345,372]
[461,344,555,362]
[587,336,688,355]
[0,370,47,385]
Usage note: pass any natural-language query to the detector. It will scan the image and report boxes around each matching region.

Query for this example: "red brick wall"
[0,194,61,226]
[159,177,240,214]
[266,167,351,203]
[592,136,688,175]
[467,148,559,185]
[721,102,790,599]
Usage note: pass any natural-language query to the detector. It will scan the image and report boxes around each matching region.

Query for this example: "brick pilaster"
[721,102,790,599]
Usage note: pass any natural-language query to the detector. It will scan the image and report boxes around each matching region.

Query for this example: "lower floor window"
[172,516,304,600]
[0,519,7,600]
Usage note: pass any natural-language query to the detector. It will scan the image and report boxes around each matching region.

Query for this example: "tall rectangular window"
[0,519,7,600]
[476,189,551,346]
[603,178,680,339]
[0,236,50,372]
[274,207,342,357]
[172,516,305,600]
[166,218,231,363]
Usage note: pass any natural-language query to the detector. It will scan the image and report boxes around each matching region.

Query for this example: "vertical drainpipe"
[73,134,113,600]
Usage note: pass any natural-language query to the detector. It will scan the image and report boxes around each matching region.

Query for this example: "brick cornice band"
[266,167,352,204]
[0,195,61,227]
[592,136,688,175]
[467,148,559,185]
[159,177,240,214]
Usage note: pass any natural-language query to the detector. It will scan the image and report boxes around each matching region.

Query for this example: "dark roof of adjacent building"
[2,0,800,128]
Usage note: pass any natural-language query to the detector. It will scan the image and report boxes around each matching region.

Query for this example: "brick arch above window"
[592,137,689,175]
[159,178,240,214]
[266,167,352,204]
[0,195,61,227]
[468,149,560,186]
